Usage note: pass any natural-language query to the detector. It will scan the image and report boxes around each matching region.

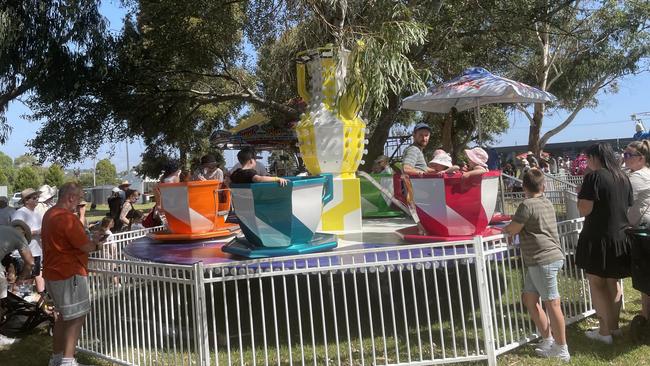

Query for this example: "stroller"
[0,291,55,337]
[627,228,650,342]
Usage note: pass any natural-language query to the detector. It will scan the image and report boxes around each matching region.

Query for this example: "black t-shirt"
[230,168,258,184]
[578,169,632,241]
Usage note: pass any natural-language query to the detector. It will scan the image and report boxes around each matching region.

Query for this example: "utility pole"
[126,141,130,174]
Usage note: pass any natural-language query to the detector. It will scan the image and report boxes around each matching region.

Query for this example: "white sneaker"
[59,358,90,366]
[534,337,554,352]
[0,334,16,346]
[585,329,613,344]
[536,343,570,362]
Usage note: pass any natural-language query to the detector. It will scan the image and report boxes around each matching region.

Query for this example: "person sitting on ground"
[231,147,288,186]
[428,150,460,175]
[462,147,489,178]
[503,169,569,361]
[0,220,35,346]
[371,155,393,174]
[193,154,224,181]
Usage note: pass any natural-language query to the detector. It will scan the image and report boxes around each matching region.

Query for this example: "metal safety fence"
[79,218,592,365]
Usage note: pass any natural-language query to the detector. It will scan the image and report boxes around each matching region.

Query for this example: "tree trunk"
[442,112,453,152]
[362,93,401,172]
[527,103,545,155]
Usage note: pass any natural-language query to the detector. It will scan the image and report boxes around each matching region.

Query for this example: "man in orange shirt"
[42,182,106,366]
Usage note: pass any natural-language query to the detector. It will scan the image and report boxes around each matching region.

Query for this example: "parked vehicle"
[9,192,21,208]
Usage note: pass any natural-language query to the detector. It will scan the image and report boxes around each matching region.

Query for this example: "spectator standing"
[119,189,140,230]
[623,140,650,325]
[0,221,35,346]
[107,187,123,232]
[42,182,106,366]
[11,188,45,293]
[35,184,57,216]
[0,196,15,225]
[503,169,569,361]
[576,143,632,344]
[402,123,437,176]
[193,154,224,181]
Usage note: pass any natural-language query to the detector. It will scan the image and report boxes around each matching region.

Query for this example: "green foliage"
[78,173,95,188]
[95,159,117,186]
[13,154,37,168]
[44,164,65,188]
[13,166,41,192]
[0,0,107,143]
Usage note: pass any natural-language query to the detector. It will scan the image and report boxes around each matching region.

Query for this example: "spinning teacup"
[230,175,333,247]
[158,180,231,234]
[394,171,500,236]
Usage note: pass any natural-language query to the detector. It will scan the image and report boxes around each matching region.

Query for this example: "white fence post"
[193,262,210,366]
[473,235,497,366]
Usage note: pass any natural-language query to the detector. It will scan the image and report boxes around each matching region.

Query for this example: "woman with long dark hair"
[576,142,632,344]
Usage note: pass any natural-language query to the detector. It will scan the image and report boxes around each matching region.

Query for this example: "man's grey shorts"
[523,259,564,301]
[46,275,91,321]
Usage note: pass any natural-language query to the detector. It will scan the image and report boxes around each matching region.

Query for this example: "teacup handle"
[214,185,232,216]
[321,173,333,205]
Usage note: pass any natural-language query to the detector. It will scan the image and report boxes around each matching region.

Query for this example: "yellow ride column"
[295,46,366,232]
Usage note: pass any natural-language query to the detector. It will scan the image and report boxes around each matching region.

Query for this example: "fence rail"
[80,218,592,365]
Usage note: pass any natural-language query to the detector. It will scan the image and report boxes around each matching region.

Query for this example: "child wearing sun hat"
[462,147,489,178]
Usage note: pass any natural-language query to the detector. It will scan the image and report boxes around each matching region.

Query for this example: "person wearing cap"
[0,220,35,346]
[428,150,460,175]
[11,188,45,293]
[193,154,224,181]
[371,155,393,174]
[230,147,269,176]
[0,196,15,226]
[35,184,58,216]
[463,147,489,179]
[402,123,437,176]
[42,182,108,366]
[231,148,288,186]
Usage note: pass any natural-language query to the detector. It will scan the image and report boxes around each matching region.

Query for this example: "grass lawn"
[1,279,648,365]
[85,203,155,225]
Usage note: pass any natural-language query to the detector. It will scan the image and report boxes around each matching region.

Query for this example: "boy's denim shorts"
[523,259,564,301]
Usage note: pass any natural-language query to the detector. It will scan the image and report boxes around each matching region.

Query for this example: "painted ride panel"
[360,173,404,218]
[394,171,501,237]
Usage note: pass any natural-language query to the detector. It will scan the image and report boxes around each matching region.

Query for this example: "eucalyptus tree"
[484,0,650,154]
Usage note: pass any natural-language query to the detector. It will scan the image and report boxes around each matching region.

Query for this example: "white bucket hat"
[429,153,452,168]
[38,184,57,202]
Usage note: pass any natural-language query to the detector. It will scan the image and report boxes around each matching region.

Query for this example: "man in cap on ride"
[402,123,437,176]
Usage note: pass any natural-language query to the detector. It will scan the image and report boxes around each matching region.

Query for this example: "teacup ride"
[221,174,338,258]
[148,180,240,241]
[359,173,405,218]
[393,171,504,243]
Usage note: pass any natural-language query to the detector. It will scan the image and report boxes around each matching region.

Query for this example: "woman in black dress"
[577,143,632,344]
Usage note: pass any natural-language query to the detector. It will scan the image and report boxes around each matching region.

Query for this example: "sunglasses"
[624,152,641,159]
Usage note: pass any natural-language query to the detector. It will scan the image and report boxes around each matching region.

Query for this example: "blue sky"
[2,1,649,171]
